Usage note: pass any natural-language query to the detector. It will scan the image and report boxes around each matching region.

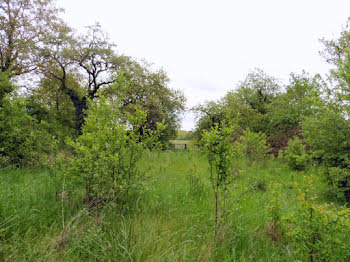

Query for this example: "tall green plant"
[238,129,269,166]
[280,137,311,171]
[67,94,162,208]
[202,122,236,230]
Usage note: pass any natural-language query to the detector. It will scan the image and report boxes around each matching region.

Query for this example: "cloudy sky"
[58,0,350,130]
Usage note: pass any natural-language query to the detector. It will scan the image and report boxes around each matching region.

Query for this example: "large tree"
[0,0,62,78]
[105,59,185,146]
[39,24,122,132]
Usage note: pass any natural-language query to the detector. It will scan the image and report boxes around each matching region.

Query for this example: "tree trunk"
[64,87,87,134]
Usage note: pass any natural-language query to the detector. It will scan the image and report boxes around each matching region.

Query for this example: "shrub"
[280,137,310,171]
[288,175,350,262]
[67,95,162,208]
[302,106,350,168]
[0,95,52,168]
[321,167,350,203]
[237,129,269,166]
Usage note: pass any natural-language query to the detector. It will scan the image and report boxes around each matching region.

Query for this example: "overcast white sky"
[58,0,350,130]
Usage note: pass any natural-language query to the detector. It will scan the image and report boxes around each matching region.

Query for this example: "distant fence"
[173,143,200,150]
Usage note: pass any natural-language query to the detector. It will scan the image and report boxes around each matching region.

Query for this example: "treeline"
[0,0,185,168]
[193,22,350,203]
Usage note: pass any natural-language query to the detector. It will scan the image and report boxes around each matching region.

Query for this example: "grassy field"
[170,139,191,145]
[0,150,349,261]
[170,140,196,149]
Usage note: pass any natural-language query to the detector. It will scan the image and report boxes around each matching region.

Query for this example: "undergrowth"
[0,150,349,261]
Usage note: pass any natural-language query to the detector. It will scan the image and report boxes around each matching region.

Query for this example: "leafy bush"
[288,176,350,262]
[0,95,53,167]
[303,106,350,168]
[279,137,311,170]
[321,167,350,203]
[303,106,350,202]
[237,129,269,166]
[66,95,161,207]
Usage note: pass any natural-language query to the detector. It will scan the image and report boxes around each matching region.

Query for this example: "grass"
[0,151,349,261]
[170,139,191,145]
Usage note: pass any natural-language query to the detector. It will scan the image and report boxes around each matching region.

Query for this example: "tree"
[0,0,63,78]
[193,69,280,142]
[266,72,326,153]
[104,59,185,146]
[321,18,350,111]
[192,100,226,142]
[234,68,280,115]
[39,24,122,133]
[202,122,236,231]
[26,75,76,139]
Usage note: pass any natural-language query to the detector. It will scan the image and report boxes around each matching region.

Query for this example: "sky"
[58,0,350,130]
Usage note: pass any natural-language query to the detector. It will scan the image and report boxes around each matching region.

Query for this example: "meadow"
[1,150,348,261]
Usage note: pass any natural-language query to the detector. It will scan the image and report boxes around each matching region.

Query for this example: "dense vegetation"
[1,0,350,261]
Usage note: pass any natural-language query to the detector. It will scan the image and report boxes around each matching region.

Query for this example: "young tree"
[202,122,236,231]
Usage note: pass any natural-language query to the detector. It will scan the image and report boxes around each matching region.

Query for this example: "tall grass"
[0,151,349,261]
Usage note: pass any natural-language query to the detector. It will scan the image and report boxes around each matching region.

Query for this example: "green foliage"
[280,137,311,171]
[47,138,70,199]
[66,94,161,205]
[0,72,13,102]
[176,130,193,140]
[0,94,53,167]
[267,72,324,132]
[237,129,269,166]
[321,167,350,203]
[105,61,185,148]
[193,69,280,142]
[192,100,227,142]
[321,18,350,109]
[234,68,280,115]
[27,75,77,139]
[187,162,204,197]
[303,104,350,168]
[201,122,236,228]
[0,0,63,77]
[2,151,350,261]
[266,183,283,234]
[288,175,350,262]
